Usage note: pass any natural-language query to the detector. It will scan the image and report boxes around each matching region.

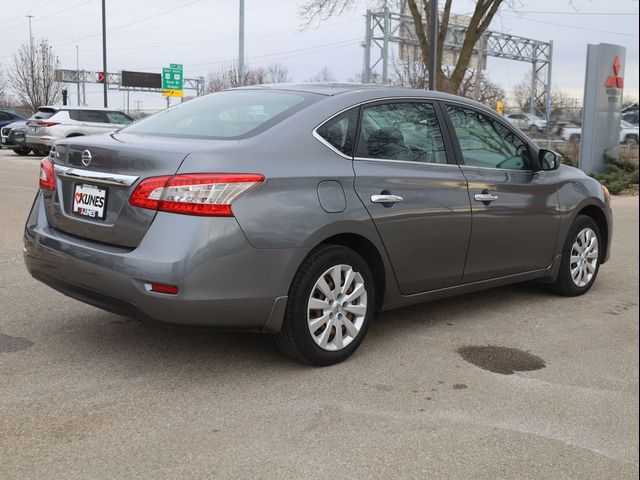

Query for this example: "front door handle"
[474,192,499,203]
[371,194,404,204]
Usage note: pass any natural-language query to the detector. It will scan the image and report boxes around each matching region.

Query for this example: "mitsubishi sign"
[580,43,626,174]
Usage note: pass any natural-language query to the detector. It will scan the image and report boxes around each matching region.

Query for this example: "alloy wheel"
[570,227,599,287]
[307,264,367,351]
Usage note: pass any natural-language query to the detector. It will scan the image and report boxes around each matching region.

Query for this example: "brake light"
[129,173,264,216]
[36,121,59,127]
[39,157,55,191]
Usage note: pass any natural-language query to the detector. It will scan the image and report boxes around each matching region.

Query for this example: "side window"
[357,102,448,164]
[78,110,109,123]
[316,108,358,156]
[106,111,133,125]
[447,105,532,170]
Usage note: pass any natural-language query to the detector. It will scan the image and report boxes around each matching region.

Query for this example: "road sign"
[162,64,183,97]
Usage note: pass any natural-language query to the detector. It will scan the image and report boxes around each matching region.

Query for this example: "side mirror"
[538,149,560,171]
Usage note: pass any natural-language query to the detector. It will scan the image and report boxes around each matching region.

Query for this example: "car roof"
[235,82,466,101]
[37,106,124,111]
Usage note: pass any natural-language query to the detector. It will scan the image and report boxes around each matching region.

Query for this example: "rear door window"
[77,110,109,123]
[356,102,448,164]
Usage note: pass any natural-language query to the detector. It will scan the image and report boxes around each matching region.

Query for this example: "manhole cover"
[458,345,545,375]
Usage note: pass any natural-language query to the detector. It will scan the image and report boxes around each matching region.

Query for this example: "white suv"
[25,106,133,156]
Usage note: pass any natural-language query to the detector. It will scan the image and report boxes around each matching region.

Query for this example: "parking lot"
[0,148,638,479]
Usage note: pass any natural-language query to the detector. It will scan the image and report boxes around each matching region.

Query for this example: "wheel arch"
[576,204,609,263]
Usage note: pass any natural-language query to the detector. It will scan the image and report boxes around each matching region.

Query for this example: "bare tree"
[306,66,336,82]
[206,63,290,93]
[264,63,290,83]
[0,64,8,107]
[9,39,61,111]
[300,0,507,93]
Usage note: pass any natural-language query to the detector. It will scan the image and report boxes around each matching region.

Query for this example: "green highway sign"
[162,63,183,96]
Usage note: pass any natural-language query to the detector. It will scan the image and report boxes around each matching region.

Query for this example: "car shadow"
[55,281,554,374]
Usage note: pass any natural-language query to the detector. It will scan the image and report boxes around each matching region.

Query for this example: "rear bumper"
[24,191,300,331]
[26,134,56,148]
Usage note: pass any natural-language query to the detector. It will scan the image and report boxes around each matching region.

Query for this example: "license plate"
[73,184,108,220]
[31,126,37,132]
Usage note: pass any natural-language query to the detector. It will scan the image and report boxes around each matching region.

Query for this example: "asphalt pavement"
[0,148,638,479]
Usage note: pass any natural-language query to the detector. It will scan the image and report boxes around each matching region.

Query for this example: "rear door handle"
[474,193,499,203]
[371,194,404,204]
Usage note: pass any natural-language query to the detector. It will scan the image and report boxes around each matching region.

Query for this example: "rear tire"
[275,245,376,366]
[550,215,602,296]
[33,148,50,157]
[12,147,31,156]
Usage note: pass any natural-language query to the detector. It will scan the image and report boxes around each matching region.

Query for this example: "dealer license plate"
[73,183,108,220]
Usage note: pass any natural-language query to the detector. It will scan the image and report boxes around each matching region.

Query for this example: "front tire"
[550,215,602,296]
[275,245,376,366]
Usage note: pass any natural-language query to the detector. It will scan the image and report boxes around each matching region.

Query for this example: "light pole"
[76,45,81,106]
[428,0,438,91]
[238,0,244,85]
[101,0,108,107]
[26,15,34,56]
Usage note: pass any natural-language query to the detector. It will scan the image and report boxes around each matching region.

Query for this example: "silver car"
[25,106,133,156]
[24,84,612,365]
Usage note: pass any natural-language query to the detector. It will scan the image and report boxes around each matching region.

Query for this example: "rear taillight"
[39,157,55,191]
[36,121,59,127]
[129,173,264,217]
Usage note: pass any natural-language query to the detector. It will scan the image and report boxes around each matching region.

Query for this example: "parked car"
[24,85,612,365]
[0,110,26,136]
[504,112,547,135]
[1,121,31,155]
[560,120,639,145]
[622,103,638,125]
[25,106,134,156]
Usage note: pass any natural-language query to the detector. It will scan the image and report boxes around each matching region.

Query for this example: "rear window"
[122,90,316,139]
[31,108,58,120]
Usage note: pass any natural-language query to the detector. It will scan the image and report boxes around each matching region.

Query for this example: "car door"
[443,103,560,283]
[77,110,114,135]
[352,100,472,295]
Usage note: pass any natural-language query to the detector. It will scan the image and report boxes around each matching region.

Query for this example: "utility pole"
[428,0,438,91]
[76,45,81,106]
[101,0,108,107]
[238,0,245,85]
[26,15,34,56]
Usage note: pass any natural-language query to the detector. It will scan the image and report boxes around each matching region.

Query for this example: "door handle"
[371,194,404,204]
[474,192,499,203]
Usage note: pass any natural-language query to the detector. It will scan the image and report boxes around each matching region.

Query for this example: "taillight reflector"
[39,157,55,191]
[149,283,179,295]
[129,173,264,217]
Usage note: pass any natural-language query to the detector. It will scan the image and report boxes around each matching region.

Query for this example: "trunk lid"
[46,133,203,248]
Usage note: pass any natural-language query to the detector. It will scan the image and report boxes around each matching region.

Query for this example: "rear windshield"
[122,90,317,139]
[31,108,57,120]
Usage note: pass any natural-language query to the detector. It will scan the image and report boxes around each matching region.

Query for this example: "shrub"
[591,155,639,194]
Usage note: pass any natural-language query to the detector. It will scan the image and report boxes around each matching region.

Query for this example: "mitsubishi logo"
[81,150,92,167]
[605,56,624,89]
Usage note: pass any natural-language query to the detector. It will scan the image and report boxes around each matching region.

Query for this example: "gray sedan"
[24,84,612,365]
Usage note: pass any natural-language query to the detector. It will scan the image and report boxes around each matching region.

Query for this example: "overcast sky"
[0,0,638,111]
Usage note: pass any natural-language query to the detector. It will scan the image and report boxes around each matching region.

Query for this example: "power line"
[504,15,639,37]
[0,0,96,34]
[518,10,639,16]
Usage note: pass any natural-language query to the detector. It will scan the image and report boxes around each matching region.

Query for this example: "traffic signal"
[97,72,106,83]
